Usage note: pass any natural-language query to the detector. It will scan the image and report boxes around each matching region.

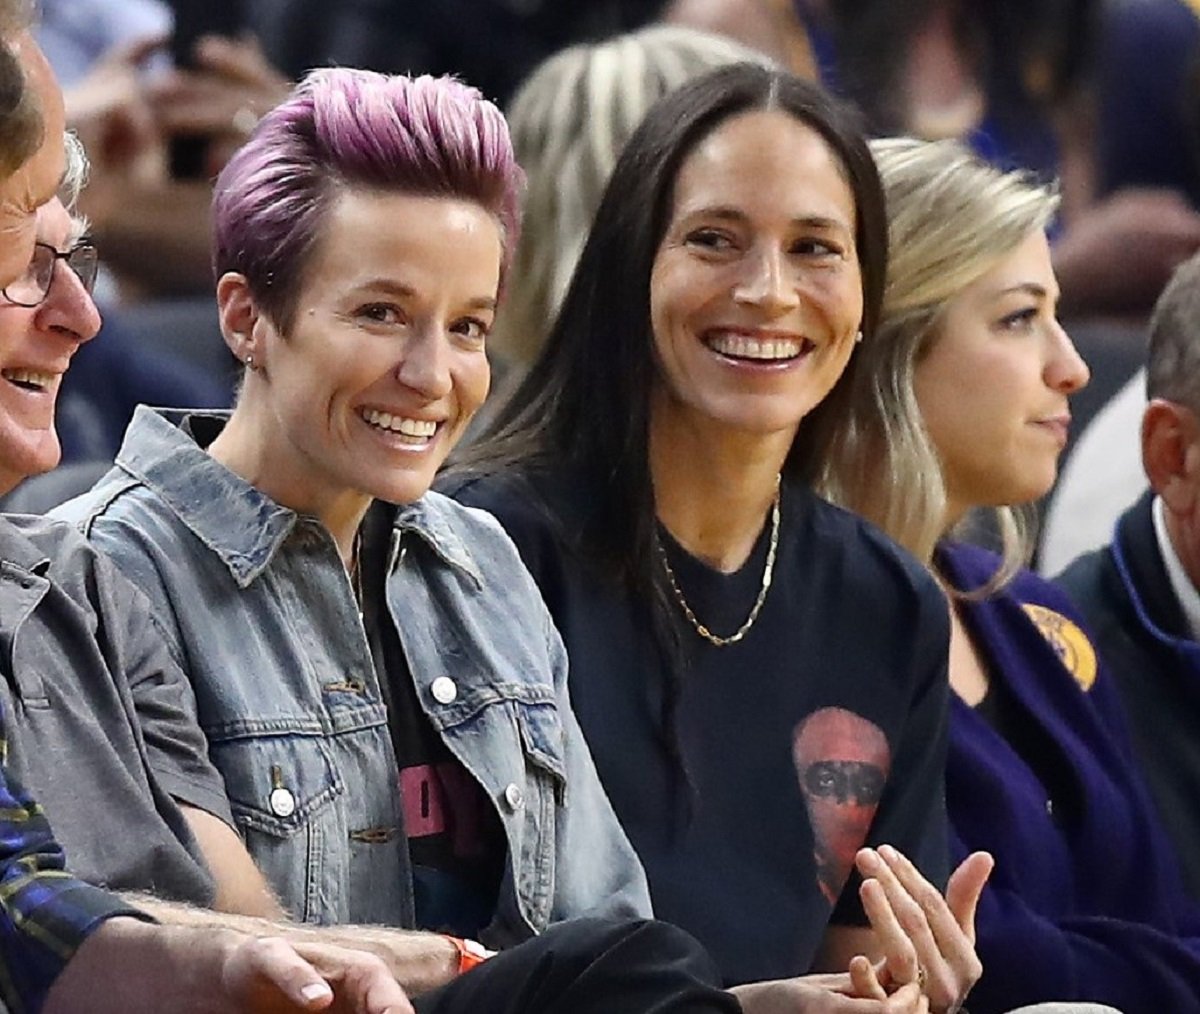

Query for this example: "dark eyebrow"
[358,279,415,298]
[356,279,497,312]
[680,206,851,232]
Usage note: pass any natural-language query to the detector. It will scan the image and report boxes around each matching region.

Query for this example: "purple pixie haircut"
[212,67,524,330]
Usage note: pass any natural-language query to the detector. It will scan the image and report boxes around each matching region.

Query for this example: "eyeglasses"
[1,240,99,308]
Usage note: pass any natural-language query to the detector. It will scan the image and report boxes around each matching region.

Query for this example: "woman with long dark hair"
[448,63,989,1009]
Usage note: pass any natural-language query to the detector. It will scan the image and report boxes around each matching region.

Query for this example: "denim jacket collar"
[391,498,483,589]
[115,406,482,589]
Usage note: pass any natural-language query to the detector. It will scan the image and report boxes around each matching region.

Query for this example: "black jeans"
[414,918,742,1014]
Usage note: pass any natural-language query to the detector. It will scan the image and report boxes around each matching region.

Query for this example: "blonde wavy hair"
[818,137,1059,588]
[491,25,772,368]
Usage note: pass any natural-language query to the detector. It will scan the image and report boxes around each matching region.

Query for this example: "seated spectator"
[826,134,1200,1012]
[1056,252,1200,900]
[449,63,989,1011]
[491,25,770,373]
[0,110,225,933]
[60,65,652,942]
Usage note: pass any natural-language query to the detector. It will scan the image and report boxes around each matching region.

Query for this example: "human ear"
[215,273,263,366]
[1143,399,1200,516]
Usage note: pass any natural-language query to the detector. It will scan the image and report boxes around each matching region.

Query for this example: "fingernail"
[300,982,332,1003]
[879,844,899,862]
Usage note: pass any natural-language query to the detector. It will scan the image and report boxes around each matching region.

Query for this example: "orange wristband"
[444,935,492,975]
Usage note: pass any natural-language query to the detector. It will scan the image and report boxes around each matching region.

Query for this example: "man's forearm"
[44,915,418,1014]
[45,917,243,1014]
[121,893,459,995]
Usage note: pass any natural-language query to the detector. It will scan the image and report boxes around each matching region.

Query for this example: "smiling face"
[0,198,101,493]
[228,188,501,512]
[648,109,863,444]
[0,33,65,288]
[914,228,1090,521]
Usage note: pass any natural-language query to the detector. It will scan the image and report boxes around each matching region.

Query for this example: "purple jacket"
[940,542,1200,1014]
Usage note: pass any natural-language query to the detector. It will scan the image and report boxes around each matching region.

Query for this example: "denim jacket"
[55,406,650,943]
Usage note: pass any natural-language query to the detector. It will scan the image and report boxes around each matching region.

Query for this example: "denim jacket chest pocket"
[393,525,570,937]
[209,729,345,921]
[211,733,344,837]
[422,679,568,936]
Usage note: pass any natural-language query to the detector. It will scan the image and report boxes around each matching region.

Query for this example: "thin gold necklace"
[656,477,781,647]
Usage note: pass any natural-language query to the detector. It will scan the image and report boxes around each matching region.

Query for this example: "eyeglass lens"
[2,242,99,308]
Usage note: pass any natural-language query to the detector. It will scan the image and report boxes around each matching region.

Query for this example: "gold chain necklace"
[656,478,781,647]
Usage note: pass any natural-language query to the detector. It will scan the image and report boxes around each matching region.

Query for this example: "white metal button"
[431,676,458,705]
[270,787,297,818]
[503,783,524,811]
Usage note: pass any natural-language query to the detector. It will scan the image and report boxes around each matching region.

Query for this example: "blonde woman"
[825,136,1200,1012]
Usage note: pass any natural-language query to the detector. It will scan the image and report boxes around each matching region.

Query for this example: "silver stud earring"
[244,354,256,370]
[854,329,864,344]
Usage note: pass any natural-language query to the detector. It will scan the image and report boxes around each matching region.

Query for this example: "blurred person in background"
[791,0,1200,322]
[660,0,817,77]
[1037,0,1200,571]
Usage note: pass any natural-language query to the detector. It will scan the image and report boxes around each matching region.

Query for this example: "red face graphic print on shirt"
[792,707,891,905]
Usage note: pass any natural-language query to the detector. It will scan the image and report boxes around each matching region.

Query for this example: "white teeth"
[3,369,53,390]
[361,408,437,439]
[707,333,804,360]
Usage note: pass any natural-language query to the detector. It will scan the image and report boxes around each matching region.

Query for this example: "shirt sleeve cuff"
[151,767,236,829]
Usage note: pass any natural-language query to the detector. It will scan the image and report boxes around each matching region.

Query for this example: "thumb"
[945,851,994,943]
[224,936,335,1011]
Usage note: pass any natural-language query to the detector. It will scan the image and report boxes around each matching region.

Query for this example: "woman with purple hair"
[53,66,689,996]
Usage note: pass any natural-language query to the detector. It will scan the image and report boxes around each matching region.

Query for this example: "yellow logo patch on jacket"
[1022,604,1098,691]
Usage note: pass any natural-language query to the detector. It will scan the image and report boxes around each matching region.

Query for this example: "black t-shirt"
[359,502,504,938]
[447,468,951,983]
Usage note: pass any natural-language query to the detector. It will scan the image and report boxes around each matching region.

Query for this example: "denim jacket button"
[270,786,297,818]
[431,676,458,705]
[503,783,525,811]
